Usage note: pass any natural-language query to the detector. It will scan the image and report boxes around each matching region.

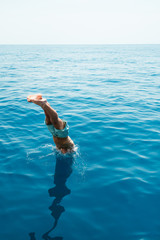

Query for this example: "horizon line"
[0,43,160,45]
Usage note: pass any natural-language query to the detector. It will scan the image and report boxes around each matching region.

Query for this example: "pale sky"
[0,0,160,44]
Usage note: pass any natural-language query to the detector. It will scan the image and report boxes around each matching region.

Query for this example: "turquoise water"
[0,45,160,240]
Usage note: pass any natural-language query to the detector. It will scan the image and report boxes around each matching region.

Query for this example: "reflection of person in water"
[29,152,74,240]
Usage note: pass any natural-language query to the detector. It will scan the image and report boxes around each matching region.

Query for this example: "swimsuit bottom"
[45,120,69,138]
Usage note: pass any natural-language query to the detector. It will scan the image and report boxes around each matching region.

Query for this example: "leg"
[43,102,64,130]
[44,110,51,125]
[27,94,64,130]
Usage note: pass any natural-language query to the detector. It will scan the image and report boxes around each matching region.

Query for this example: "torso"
[53,136,74,153]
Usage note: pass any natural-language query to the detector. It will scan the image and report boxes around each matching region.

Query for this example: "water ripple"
[1,45,160,240]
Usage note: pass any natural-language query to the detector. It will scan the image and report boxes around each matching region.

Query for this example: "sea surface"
[0,44,160,240]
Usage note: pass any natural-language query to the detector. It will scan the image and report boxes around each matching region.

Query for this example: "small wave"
[26,144,54,162]
[150,73,160,77]
[72,145,87,178]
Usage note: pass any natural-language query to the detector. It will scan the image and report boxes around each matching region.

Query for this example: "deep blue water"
[0,44,160,240]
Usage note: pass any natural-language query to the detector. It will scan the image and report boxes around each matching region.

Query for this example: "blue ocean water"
[0,44,160,240]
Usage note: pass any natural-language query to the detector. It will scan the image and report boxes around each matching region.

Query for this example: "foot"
[27,94,47,107]
[27,94,42,102]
